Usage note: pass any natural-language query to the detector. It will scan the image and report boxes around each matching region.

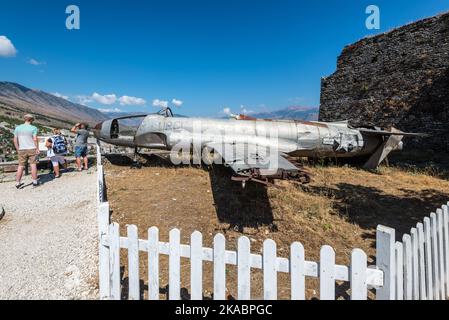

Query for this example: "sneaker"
[54,175,61,179]
[15,183,24,189]
[32,181,42,188]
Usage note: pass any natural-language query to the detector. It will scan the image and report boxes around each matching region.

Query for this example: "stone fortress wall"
[319,11,449,151]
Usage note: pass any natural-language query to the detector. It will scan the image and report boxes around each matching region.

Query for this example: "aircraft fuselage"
[94,114,384,159]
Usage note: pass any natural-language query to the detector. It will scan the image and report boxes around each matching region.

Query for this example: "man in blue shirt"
[13,114,40,188]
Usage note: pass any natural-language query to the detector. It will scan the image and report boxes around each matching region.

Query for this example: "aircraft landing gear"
[231,167,311,188]
[131,147,142,169]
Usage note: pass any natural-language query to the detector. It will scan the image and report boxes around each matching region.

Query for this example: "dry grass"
[103,154,449,300]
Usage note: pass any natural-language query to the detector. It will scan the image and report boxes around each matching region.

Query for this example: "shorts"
[18,149,37,167]
[50,155,66,167]
[75,146,88,158]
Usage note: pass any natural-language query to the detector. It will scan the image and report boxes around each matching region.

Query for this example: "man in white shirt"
[13,114,40,188]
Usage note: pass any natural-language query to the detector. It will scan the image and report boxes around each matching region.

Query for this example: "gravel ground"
[0,169,99,300]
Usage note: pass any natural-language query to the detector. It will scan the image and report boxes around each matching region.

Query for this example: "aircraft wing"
[205,142,299,177]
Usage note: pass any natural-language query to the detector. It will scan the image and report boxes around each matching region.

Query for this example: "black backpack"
[52,135,67,155]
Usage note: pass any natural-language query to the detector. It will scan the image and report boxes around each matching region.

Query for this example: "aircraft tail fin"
[362,128,404,169]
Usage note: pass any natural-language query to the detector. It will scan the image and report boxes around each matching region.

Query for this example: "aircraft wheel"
[130,162,142,169]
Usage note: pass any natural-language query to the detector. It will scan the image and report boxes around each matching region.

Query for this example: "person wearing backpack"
[46,128,68,178]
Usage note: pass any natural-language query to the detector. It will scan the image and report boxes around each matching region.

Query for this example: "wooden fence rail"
[95,140,449,300]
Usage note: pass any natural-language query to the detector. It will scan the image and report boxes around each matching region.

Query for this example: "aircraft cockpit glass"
[111,119,119,139]
[157,107,174,118]
[109,116,147,140]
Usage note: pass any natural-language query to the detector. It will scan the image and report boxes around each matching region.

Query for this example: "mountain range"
[250,106,319,121]
[98,106,320,122]
[0,81,107,128]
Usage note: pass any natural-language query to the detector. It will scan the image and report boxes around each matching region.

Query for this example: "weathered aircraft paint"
[93,109,425,185]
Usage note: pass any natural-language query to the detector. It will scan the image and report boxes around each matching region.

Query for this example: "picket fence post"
[417,223,426,300]
[430,213,440,299]
[263,240,277,300]
[319,245,335,300]
[350,249,368,300]
[394,242,403,300]
[376,225,396,300]
[169,229,181,300]
[191,231,203,300]
[213,234,226,300]
[109,222,121,300]
[403,234,412,300]
[290,242,305,300]
[424,217,434,300]
[97,165,105,205]
[127,225,140,300]
[410,228,419,299]
[96,139,102,165]
[148,227,160,300]
[237,236,251,300]
[436,209,446,299]
[98,201,110,299]
[443,204,449,298]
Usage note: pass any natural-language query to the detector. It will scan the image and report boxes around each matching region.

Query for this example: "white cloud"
[172,98,183,107]
[92,92,117,105]
[75,92,147,107]
[240,105,254,115]
[52,92,69,100]
[0,36,17,57]
[222,107,239,118]
[98,108,122,113]
[75,95,93,106]
[152,99,169,109]
[28,58,46,66]
[119,95,146,106]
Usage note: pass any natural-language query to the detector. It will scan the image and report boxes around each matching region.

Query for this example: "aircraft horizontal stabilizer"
[358,128,429,137]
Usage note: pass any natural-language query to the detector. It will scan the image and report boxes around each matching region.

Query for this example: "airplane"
[93,108,426,186]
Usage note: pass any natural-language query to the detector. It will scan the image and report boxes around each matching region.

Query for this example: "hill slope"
[0,81,107,127]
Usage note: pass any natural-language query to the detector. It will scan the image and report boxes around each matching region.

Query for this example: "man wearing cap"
[13,114,40,188]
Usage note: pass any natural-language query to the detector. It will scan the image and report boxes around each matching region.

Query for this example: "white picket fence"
[95,140,449,300]
[97,206,384,300]
[384,204,449,300]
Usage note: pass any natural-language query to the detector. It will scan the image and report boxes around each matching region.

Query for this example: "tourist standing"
[13,114,40,188]
[71,123,90,171]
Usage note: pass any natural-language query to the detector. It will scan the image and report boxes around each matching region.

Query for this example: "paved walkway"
[0,169,99,299]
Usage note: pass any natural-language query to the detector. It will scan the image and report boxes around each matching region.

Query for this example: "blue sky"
[0,1,448,117]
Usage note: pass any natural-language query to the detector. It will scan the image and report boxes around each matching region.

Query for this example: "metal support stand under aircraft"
[131,147,142,169]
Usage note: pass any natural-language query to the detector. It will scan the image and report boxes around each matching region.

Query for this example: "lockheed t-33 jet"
[93,108,425,186]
